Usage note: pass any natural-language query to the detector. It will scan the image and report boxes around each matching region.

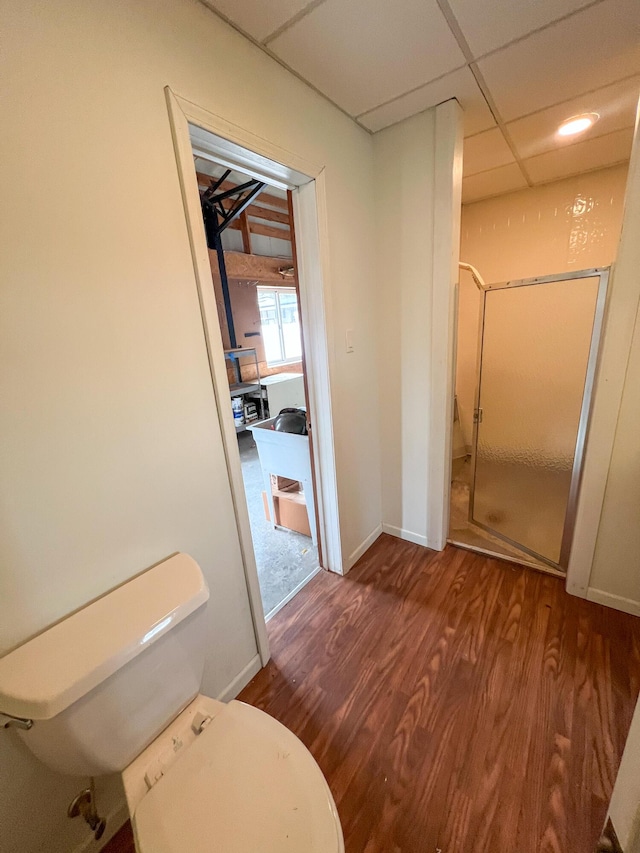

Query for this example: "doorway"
[166,89,343,660]
[449,267,608,573]
[192,153,322,620]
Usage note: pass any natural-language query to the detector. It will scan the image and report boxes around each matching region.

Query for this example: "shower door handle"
[473,408,483,424]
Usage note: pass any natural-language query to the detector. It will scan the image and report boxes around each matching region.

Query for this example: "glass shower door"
[469,269,607,569]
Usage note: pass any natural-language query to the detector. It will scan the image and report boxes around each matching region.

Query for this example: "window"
[257,286,302,365]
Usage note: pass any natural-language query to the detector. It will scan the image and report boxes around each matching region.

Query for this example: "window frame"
[257,285,302,366]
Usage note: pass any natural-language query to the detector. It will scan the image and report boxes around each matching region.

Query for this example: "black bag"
[273,408,307,435]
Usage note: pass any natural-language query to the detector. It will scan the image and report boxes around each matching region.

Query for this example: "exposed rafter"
[201,177,266,240]
[197,170,293,247]
[200,177,266,349]
[196,172,288,211]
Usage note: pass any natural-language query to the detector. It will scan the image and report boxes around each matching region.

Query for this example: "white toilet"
[0,554,344,852]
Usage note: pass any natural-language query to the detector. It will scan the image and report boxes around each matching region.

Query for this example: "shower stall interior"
[450,266,609,573]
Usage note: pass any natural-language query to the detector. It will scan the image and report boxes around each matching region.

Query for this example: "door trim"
[165,87,343,666]
[559,268,609,565]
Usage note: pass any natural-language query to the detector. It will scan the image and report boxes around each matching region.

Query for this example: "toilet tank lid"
[0,554,209,721]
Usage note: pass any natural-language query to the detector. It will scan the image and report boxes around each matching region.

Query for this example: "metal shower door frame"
[468,266,610,571]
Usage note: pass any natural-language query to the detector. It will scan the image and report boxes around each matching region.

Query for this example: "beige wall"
[375,111,435,543]
[456,164,629,447]
[375,102,462,547]
[590,297,640,607]
[375,110,435,543]
[588,112,640,610]
[0,0,380,850]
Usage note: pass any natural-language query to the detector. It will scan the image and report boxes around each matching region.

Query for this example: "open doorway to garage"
[192,153,322,620]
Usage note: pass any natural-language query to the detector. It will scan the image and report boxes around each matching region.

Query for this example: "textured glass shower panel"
[471,277,599,566]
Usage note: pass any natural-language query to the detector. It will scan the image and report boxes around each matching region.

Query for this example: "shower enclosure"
[467,267,609,571]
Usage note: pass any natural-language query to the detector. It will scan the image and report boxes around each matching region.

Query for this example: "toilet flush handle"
[1,711,33,731]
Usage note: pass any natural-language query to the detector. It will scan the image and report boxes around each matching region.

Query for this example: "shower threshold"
[447,537,565,578]
[449,455,565,577]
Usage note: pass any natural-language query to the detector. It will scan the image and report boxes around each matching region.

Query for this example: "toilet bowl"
[0,554,344,853]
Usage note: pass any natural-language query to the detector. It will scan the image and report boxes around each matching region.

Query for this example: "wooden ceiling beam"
[209,250,294,283]
[239,211,251,254]
[252,222,291,241]
[247,204,290,225]
[227,219,291,241]
[220,200,290,225]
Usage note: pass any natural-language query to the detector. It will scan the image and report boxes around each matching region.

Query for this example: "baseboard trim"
[74,802,129,853]
[587,588,640,617]
[264,565,322,622]
[217,654,262,703]
[346,524,383,571]
[382,524,428,548]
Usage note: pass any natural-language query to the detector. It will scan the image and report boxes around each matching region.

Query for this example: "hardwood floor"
[102,822,135,853]
[103,536,640,853]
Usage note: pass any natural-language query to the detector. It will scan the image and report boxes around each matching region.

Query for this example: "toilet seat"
[131,700,344,853]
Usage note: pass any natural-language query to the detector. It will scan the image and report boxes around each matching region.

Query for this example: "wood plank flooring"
[103,536,640,853]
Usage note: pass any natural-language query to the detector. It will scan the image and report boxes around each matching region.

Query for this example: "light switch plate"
[346,329,354,353]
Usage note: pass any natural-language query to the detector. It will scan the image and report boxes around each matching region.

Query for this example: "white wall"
[588,110,640,613]
[589,299,640,609]
[374,102,463,547]
[375,110,436,546]
[0,0,380,850]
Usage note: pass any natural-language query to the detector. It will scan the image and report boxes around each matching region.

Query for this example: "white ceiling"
[202,0,640,203]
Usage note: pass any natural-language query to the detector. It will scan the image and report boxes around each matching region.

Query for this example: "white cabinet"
[248,417,317,545]
[260,373,305,417]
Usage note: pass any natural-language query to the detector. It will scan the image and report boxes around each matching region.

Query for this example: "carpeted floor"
[237,431,319,618]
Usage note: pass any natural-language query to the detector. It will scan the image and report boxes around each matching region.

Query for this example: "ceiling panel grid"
[201,0,640,202]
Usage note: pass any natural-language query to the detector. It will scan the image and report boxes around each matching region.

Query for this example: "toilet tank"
[0,554,209,777]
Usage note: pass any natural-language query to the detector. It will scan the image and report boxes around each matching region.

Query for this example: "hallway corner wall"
[374,100,463,548]
[586,108,640,613]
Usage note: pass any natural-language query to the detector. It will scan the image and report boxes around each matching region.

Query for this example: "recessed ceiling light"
[557,113,599,137]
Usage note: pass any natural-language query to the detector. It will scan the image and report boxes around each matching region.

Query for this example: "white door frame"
[566,112,640,602]
[165,88,343,665]
[426,100,464,551]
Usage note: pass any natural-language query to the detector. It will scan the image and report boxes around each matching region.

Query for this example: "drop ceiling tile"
[201,0,313,43]
[359,66,495,135]
[507,76,640,160]
[464,127,515,175]
[268,0,466,116]
[524,126,634,184]
[462,162,528,203]
[476,0,640,121]
[448,0,594,58]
